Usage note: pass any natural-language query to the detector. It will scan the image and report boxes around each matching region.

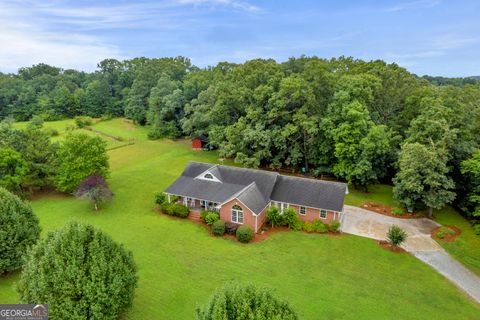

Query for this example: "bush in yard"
[312,219,328,233]
[328,220,341,232]
[161,202,174,215]
[387,225,407,247]
[225,222,239,235]
[283,207,300,229]
[172,204,190,218]
[74,116,93,128]
[0,187,41,274]
[436,226,456,239]
[302,222,314,233]
[205,212,220,225]
[236,225,254,243]
[17,221,137,320]
[291,219,303,231]
[392,207,405,216]
[196,283,298,320]
[267,207,284,227]
[212,220,226,236]
[155,192,167,205]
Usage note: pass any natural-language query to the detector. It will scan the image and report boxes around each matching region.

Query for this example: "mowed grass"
[1,119,480,319]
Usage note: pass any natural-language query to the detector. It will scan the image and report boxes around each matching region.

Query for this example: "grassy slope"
[1,119,479,319]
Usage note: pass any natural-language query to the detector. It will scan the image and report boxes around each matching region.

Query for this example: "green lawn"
[1,119,479,319]
[345,184,399,208]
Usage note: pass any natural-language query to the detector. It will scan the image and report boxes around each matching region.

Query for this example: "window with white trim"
[204,173,214,179]
[320,209,327,219]
[300,206,306,215]
[231,205,244,224]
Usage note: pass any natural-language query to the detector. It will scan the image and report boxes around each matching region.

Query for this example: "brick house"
[164,161,348,233]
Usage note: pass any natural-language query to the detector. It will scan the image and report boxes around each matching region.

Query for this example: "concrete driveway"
[340,205,480,303]
[340,205,441,252]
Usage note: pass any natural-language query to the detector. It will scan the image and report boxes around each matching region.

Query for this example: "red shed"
[192,138,203,150]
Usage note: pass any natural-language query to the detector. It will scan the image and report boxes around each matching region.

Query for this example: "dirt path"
[341,205,480,303]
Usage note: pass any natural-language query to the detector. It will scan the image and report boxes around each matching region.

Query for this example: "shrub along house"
[164,162,348,233]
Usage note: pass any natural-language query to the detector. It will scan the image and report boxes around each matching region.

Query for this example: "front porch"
[166,194,221,212]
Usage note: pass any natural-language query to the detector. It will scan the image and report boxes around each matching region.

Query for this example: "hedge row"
[160,202,190,218]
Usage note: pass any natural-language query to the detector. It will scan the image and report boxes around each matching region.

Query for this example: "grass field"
[1,118,480,319]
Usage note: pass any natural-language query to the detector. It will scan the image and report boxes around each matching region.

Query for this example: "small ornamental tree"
[196,283,298,320]
[0,187,40,274]
[75,174,113,211]
[387,225,407,247]
[18,221,137,320]
[55,133,109,193]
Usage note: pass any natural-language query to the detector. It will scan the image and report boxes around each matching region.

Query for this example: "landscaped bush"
[160,202,189,218]
[225,222,239,234]
[387,225,407,247]
[74,116,93,128]
[302,222,314,233]
[267,207,285,227]
[205,212,220,225]
[0,188,41,274]
[329,220,341,232]
[212,220,226,236]
[291,219,303,231]
[196,283,298,320]
[172,204,190,218]
[155,192,167,205]
[392,207,405,216]
[436,226,456,239]
[161,202,175,215]
[312,219,328,233]
[283,207,300,229]
[17,221,137,319]
[236,225,254,243]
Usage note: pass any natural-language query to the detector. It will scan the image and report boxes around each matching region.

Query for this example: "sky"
[0,0,479,76]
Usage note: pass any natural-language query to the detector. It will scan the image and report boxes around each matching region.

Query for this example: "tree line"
[1,56,479,223]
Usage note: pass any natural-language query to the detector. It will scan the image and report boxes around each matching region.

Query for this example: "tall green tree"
[18,221,137,320]
[55,133,109,193]
[0,147,28,192]
[0,187,40,274]
[461,151,480,218]
[393,143,456,217]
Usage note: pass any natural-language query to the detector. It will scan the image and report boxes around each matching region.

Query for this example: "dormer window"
[196,170,221,182]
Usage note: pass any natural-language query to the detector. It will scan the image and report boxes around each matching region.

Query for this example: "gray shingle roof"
[270,175,346,212]
[236,183,270,213]
[164,161,347,214]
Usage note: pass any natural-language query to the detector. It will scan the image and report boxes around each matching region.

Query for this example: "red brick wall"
[287,204,337,224]
[219,198,259,232]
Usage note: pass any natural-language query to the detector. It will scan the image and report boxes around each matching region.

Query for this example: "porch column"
[167,194,171,203]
